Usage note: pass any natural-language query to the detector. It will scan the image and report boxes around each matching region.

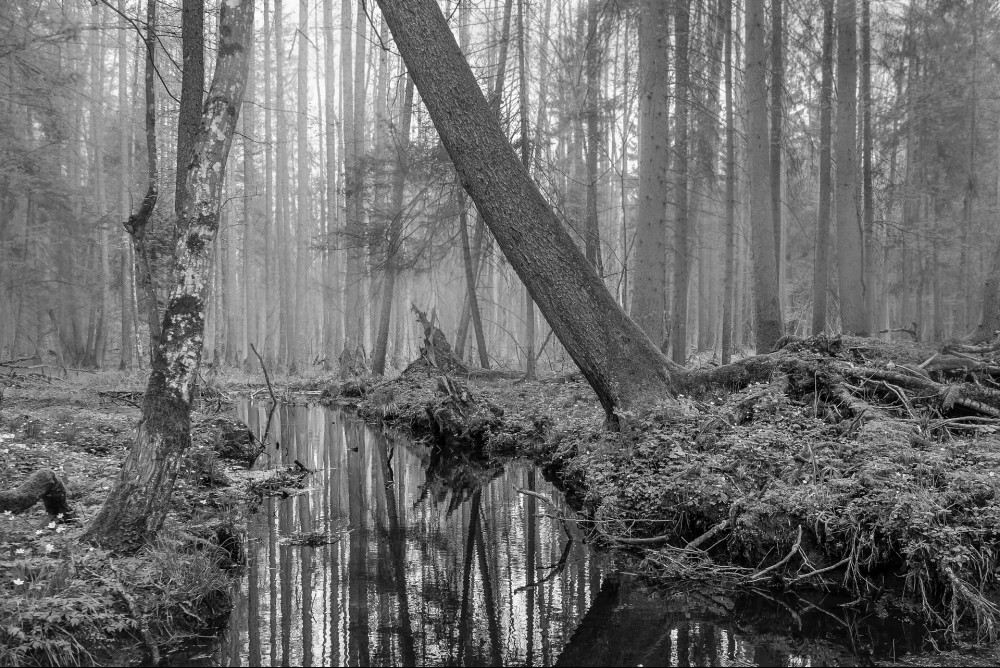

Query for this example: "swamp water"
[168,403,930,667]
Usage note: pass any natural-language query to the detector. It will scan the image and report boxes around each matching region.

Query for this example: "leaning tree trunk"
[84,0,253,550]
[375,0,682,417]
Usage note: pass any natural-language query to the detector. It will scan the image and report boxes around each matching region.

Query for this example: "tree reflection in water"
[167,404,924,667]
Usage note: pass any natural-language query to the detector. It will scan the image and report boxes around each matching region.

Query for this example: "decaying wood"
[0,469,73,517]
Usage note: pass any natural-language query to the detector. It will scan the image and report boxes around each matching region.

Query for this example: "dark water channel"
[170,403,932,667]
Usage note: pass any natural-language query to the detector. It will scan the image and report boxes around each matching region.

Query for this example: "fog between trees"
[1,0,998,377]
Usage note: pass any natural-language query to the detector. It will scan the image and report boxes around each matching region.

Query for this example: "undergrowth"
[0,518,232,667]
[564,382,1000,642]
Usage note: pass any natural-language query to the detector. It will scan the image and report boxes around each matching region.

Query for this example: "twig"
[249,343,276,405]
[749,525,802,582]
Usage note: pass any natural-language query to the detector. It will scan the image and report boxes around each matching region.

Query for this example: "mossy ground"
[341,341,1000,646]
[0,371,250,666]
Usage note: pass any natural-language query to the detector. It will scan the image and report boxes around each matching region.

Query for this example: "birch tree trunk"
[84,0,253,550]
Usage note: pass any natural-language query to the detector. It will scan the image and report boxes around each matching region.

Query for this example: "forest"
[4,0,1000,664]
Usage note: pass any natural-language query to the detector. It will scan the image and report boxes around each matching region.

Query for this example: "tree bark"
[375,0,681,417]
[341,0,362,354]
[291,0,309,372]
[84,0,253,549]
[812,0,834,335]
[518,0,535,380]
[176,0,205,221]
[276,0,292,366]
[118,0,133,370]
[835,0,866,334]
[584,0,603,276]
[861,0,876,331]
[721,0,735,364]
[670,0,691,365]
[322,0,339,367]
[770,0,784,312]
[745,0,783,351]
[262,0,275,365]
[632,0,670,349]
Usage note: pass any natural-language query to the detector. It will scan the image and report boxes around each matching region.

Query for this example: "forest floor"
[0,371,257,667]
[330,333,1000,651]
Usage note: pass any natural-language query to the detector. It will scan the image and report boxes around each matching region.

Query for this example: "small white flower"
[34,530,43,536]
[55,526,66,534]
[56,513,63,519]
[14,548,25,555]
[47,521,56,529]
[12,579,24,586]
[43,544,54,553]
[2,511,10,517]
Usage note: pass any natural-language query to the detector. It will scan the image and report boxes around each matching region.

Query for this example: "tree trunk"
[812,0,834,335]
[262,0,275,365]
[861,0,876,331]
[242,43,256,368]
[322,0,338,367]
[176,0,204,220]
[353,2,369,352]
[632,0,670,349]
[518,0,535,380]
[124,0,162,360]
[584,0,603,276]
[835,0,866,334]
[375,0,681,417]
[745,0,783,351]
[275,0,292,366]
[341,0,362,354]
[770,0,784,314]
[373,77,414,375]
[84,0,253,550]
[90,4,109,369]
[670,0,692,365]
[118,0,133,370]
[721,0,735,364]
[291,0,309,372]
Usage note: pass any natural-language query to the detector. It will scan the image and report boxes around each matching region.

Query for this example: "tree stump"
[0,469,73,517]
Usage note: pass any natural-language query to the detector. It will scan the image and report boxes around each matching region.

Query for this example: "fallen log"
[0,468,73,517]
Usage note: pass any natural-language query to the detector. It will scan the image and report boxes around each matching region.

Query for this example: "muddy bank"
[0,373,256,666]
[332,336,1000,645]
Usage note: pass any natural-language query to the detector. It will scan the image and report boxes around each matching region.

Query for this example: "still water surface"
[170,403,928,667]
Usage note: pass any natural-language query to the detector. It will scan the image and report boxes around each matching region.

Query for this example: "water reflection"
[171,404,920,667]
